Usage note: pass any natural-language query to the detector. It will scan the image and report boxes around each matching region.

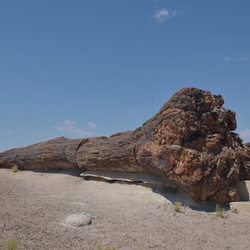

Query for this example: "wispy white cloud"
[87,122,97,129]
[128,108,136,114]
[239,128,250,141]
[153,8,178,23]
[62,119,76,127]
[0,130,13,135]
[223,56,249,62]
[53,119,96,137]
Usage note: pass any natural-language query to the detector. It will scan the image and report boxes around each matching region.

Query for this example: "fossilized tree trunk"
[1,88,249,203]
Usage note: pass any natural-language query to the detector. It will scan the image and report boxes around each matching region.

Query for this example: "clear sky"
[0,0,250,152]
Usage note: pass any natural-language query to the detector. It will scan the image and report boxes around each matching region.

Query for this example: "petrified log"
[0,88,248,203]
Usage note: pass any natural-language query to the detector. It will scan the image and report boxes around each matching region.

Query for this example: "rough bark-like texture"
[241,142,250,180]
[0,87,248,202]
[0,137,83,170]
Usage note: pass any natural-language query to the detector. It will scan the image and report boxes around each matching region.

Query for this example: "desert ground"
[0,168,250,250]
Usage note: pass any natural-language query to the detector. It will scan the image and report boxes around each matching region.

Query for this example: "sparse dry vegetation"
[174,201,182,212]
[11,165,19,173]
[96,244,116,250]
[4,238,18,250]
[212,204,226,219]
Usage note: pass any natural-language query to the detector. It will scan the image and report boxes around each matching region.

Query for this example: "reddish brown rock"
[0,87,247,203]
[241,143,250,180]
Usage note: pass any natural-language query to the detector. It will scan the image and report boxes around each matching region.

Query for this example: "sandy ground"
[0,169,250,250]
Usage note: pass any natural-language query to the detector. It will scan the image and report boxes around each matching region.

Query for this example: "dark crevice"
[75,139,90,158]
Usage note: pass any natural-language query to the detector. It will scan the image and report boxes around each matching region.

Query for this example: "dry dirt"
[0,169,250,250]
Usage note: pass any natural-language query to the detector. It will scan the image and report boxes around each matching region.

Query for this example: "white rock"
[64,213,91,227]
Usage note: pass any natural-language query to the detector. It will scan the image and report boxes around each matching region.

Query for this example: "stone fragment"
[64,213,91,227]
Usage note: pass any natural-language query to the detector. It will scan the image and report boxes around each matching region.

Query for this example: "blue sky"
[0,0,250,152]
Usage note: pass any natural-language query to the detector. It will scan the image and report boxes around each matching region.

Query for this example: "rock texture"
[63,213,91,228]
[0,87,248,203]
[242,142,250,180]
[62,212,97,228]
